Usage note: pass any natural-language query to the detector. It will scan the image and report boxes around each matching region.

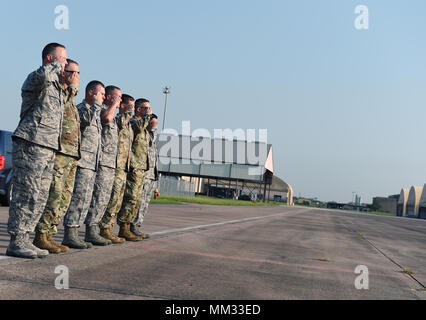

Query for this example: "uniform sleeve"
[79,100,102,129]
[131,114,152,133]
[116,110,132,130]
[69,84,79,99]
[142,113,152,129]
[22,61,63,93]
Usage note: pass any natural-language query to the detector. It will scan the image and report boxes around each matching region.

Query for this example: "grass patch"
[151,195,283,206]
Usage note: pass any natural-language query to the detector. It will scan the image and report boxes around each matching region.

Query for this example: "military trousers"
[85,165,115,226]
[117,168,145,225]
[7,138,56,235]
[36,154,78,236]
[132,178,157,227]
[99,168,127,229]
[63,166,96,228]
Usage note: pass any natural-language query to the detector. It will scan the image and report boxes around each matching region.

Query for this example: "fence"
[158,175,196,197]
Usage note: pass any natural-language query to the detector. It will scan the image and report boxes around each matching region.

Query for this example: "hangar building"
[417,184,426,219]
[397,188,409,217]
[406,186,423,217]
[156,133,293,204]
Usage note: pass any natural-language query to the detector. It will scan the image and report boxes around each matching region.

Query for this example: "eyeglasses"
[65,70,80,75]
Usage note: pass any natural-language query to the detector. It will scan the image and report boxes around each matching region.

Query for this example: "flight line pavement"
[0,203,425,300]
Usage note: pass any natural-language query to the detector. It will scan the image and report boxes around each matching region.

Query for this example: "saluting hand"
[112,96,122,109]
[93,91,104,104]
[66,72,80,86]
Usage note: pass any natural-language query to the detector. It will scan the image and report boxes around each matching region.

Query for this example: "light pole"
[162,86,171,131]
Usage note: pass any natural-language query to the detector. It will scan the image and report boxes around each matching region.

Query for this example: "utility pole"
[162,86,171,131]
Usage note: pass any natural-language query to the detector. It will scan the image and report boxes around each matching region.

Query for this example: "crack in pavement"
[340,221,426,290]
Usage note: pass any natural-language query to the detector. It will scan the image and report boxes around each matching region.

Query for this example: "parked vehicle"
[0,130,13,206]
[238,194,251,201]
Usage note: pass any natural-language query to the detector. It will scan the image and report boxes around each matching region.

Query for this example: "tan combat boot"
[100,228,126,244]
[33,232,62,254]
[118,223,143,242]
[47,235,69,253]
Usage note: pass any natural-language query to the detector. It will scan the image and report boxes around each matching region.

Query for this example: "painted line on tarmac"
[0,256,11,260]
[150,210,301,237]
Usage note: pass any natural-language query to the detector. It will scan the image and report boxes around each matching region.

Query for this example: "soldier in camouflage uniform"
[84,86,122,245]
[99,94,135,243]
[131,115,159,239]
[33,59,81,254]
[7,43,68,259]
[117,99,152,241]
[62,81,105,249]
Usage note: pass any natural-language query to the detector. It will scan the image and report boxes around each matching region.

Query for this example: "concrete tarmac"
[0,204,425,300]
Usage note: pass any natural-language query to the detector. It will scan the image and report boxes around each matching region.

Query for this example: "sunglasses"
[65,70,80,75]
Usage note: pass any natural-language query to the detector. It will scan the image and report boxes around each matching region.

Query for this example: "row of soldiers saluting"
[7,43,160,259]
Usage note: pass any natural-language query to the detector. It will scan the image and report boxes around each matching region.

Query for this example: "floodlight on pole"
[162,86,171,131]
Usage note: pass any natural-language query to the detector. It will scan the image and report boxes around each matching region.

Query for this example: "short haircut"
[86,80,105,95]
[66,58,79,66]
[151,113,158,120]
[105,85,121,96]
[135,98,150,109]
[121,94,135,105]
[42,43,66,61]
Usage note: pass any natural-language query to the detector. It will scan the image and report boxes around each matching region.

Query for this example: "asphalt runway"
[0,204,425,300]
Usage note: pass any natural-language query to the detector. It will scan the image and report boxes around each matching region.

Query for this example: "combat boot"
[62,227,89,249]
[118,223,143,242]
[6,234,38,259]
[24,233,49,258]
[130,224,150,239]
[47,235,69,253]
[33,232,61,254]
[100,228,126,244]
[85,225,112,246]
[130,224,143,236]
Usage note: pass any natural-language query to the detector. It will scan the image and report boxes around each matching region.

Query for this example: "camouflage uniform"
[8,61,65,236]
[99,109,133,229]
[36,84,80,236]
[85,106,121,226]
[132,128,159,227]
[63,99,102,228]
[117,114,151,225]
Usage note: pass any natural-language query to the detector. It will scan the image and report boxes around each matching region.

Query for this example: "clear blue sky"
[1,0,426,203]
